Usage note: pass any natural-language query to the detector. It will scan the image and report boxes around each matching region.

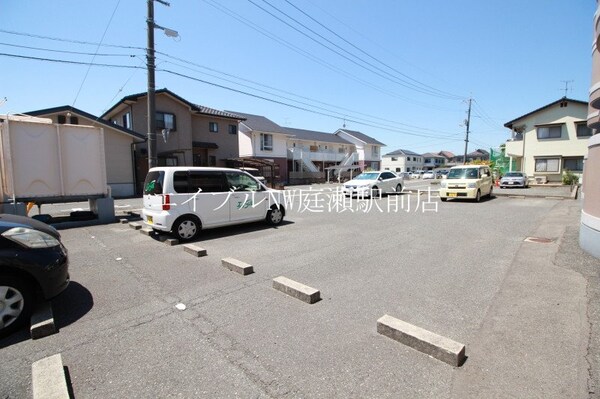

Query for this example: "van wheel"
[266,206,283,226]
[475,189,481,202]
[440,197,447,202]
[488,186,493,198]
[173,216,200,241]
[0,275,33,338]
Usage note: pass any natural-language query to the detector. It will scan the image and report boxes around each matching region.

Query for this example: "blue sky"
[0,1,595,155]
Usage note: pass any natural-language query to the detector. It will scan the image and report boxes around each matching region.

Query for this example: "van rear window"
[144,171,164,195]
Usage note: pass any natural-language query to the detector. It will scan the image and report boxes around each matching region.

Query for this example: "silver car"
[499,172,529,188]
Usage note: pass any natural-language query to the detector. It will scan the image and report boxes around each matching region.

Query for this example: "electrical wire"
[0,42,136,57]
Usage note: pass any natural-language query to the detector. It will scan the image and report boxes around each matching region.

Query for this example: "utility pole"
[463,97,472,165]
[147,0,178,170]
[147,0,157,169]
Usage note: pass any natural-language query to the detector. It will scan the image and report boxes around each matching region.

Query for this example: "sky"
[0,1,596,156]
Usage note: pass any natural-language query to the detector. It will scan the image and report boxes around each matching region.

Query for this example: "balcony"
[287,147,346,162]
[505,138,524,157]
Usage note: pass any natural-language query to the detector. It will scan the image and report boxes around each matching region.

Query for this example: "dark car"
[0,214,69,337]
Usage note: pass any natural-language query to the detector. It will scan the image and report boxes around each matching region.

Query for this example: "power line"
[0,42,136,57]
[281,0,462,100]
[248,0,462,100]
[72,0,122,107]
[0,52,143,69]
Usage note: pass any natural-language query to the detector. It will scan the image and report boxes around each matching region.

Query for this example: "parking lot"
[0,185,590,398]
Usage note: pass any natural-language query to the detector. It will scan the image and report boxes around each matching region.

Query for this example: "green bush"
[562,169,579,185]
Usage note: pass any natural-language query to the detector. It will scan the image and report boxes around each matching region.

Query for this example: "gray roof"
[421,152,446,158]
[383,149,421,157]
[285,127,351,144]
[227,111,290,135]
[336,129,385,146]
[102,89,243,120]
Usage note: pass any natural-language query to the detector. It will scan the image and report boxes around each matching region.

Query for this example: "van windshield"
[447,168,479,179]
[144,171,164,195]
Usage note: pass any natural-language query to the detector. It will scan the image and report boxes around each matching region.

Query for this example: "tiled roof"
[25,105,145,140]
[336,129,385,146]
[504,97,588,129]
[101,88,243,120]
[285,127,351,144]
[227,111,291,135]
[383,149,421,157]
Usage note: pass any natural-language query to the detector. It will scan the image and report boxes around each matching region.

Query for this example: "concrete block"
[129,222,142,230]
[140,227,154,236]
[30,302,56,339]
[120,218,129,224]
[377,314,465,367]
[184,244,207,257]
[164,238,179,246]
[272,276,320,304]
[221,257,254,275]
[89,196,115,223]
[32,354,70,399]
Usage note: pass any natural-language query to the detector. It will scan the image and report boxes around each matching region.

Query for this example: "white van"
[142,167,285,241]
[438,165,494,202]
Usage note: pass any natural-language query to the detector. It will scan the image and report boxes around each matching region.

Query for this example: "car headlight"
[2,227,61,248]
[467,183,477,188]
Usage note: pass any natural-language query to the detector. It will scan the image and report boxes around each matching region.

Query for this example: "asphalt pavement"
[1,188,598,398]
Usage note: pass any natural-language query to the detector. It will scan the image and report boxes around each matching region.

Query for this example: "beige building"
[25,106,144,198]
[102,89,243,193]
[582,1,600,259]
[504,98,592,183]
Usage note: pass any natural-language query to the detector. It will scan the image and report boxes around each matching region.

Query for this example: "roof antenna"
[560,80,573,98]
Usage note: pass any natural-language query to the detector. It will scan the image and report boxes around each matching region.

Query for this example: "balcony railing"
[287,148,346,162]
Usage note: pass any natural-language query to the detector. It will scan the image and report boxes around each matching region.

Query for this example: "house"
[334,129,385,170]
[25,105,144,197]
[229,111,293,183]
[381,149,423,173]
[102,89,243,193]
[504,98,591,183]
[285,127,357,183]
[581,4,600,259]
[421,152,447,170]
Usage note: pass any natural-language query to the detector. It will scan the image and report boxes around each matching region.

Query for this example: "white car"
[422,170,436,179]
[342,171,404,197]
[142,167,285,241]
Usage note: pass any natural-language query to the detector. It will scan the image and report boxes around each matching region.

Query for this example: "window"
[260,133,273,151]
[156,112,176,131]
[57,115,66,124]
[381,172,396,180]
[228,124,237,135]
[173,171,227,193]
[69,116,79,124]
[122,112,132,129]
[563,157,584,172]
[208,155,216,166]
[396,168,401,172]
[535,158,560,173]
[209,122,218,133]
[371,146,379,157]
[391,157,398,161]
[577,124,593,138]
[226,172,260,192]
[158,156,178,166]
[537,125,562,139]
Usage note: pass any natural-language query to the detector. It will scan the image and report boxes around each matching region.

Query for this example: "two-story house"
[285,127,357,183]
[25,105,144,197]
[504,98,591,183]
[334,129,385,170]
[421,152,447,170]
[381,149,423,173]
[232,111,293,183]
[102,89,243,193]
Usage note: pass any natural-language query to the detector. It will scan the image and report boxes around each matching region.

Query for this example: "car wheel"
[488,186,493,198]
[173,216,200,241]
[440,197,447,202]
[475,189,481,202]
[266,206,283,226]
[371,186,380,198]
[395,184,402,194]
[0,275,34,338]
